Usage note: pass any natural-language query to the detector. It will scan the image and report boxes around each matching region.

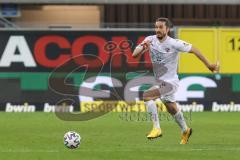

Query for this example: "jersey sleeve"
[173,39,192,52]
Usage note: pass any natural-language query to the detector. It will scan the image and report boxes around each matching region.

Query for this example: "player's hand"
[208,64,220,73]
[142,40,151,49]
[133,39,151,58]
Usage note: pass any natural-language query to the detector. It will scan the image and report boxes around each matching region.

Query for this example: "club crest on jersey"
[165,48,170,52]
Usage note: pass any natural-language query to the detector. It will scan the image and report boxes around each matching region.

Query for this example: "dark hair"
[155,17,173,28]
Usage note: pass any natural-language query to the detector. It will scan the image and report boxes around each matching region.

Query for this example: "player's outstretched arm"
[132,40,150,58]
[189,46,219,72]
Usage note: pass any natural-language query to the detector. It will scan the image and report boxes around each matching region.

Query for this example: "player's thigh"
[157,80,177,96]
[143,86,160,101]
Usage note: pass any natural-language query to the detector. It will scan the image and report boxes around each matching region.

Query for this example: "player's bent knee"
[142,92,147,101]
[143,92,154,101]
[142,92,149,101]
[143,90,161,101]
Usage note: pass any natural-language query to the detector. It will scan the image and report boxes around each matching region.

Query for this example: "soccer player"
[132,17,219,144]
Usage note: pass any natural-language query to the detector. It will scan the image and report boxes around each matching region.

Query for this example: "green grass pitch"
[0,112,240,160]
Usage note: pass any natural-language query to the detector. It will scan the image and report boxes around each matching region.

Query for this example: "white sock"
[145,100,160,129]
[174,111,188,133]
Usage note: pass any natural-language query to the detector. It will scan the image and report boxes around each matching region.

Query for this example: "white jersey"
[143,35,192,82]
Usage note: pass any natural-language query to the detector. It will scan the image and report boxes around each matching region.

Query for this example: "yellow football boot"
[180,128,192,144]
[147,128,162,139]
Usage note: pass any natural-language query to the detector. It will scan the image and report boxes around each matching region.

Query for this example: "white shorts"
[155,79,179,103]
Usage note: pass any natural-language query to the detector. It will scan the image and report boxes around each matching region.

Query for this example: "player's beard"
[156,32,167,40]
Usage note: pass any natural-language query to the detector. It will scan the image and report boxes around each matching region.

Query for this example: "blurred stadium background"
[0,0,240,160]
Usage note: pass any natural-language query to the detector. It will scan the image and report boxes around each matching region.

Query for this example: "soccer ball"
[63,131,81,149]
